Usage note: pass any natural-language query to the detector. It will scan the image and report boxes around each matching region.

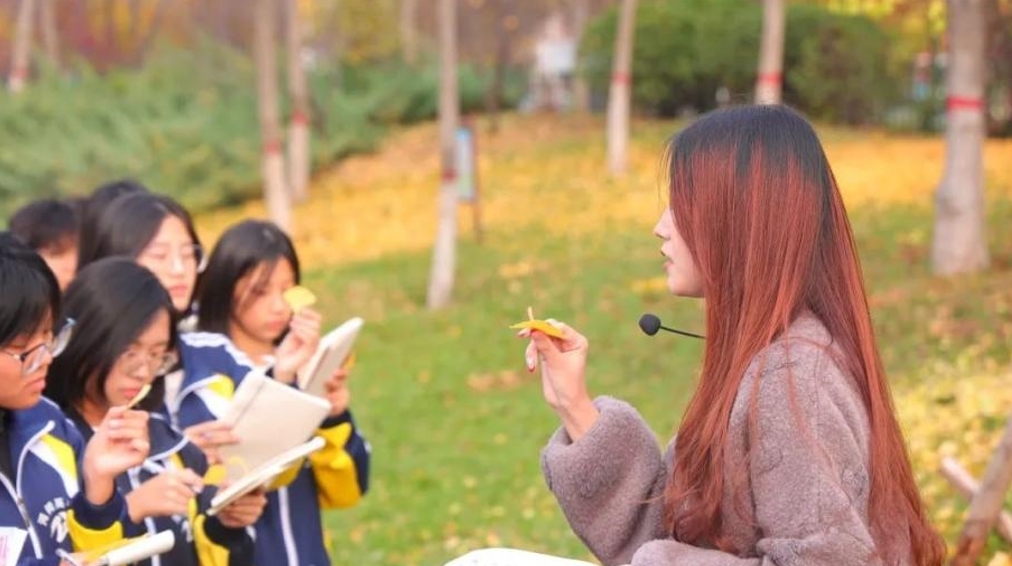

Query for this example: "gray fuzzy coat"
[541,315,913,566]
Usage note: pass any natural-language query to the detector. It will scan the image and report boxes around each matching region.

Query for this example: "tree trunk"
[950,411,1012,565]
[932,0,989,276]
[401,0,419,65]
[39,0,58,69]
[133,0,169,67]
[940,457,1012,543]
[9,0,37,94]
[755,0,785,104]
[484,0,511,134]
[427,0,460,310]
[103,0,117,65]
[284,0,311,202]
[606,0,636,176]
[571,0,591,113]
[128,0,141,48]
[254,0,292,232]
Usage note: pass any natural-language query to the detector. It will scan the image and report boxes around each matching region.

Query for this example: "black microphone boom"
[638,313,705,340]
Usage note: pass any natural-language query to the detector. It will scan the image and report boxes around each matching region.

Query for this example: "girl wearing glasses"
[178,220,370,566]
[78,191,203,323]
[73,191,241,456]
[44,257,266,566]
[0,234,150,566]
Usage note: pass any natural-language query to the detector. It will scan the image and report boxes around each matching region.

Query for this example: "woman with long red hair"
[450,105,944,566]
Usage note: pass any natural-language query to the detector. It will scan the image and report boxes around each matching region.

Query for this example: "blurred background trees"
[0,0,1008,229]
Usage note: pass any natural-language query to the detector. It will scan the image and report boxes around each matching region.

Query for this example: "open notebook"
[60,530,176,566]
[297,317,364,398]
[206,371,332,513]
[208,436,326,516]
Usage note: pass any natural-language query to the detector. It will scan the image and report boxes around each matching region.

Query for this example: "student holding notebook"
[177,219,370,566]
[0,234,150,566]
[44,258,267,566]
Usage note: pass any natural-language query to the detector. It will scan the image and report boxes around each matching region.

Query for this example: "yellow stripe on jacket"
[310,423,363,509]
[45,432,125,553]
[166,452,234,566]
[32,435,78,497]
[67,509,125,552]
[193,514,233,566]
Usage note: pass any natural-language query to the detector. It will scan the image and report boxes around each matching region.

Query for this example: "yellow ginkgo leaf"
[509,320,564,338]
[283,286,317,313]
[342,351,357,371]
[126,383,152,409]
[203,464,228,486]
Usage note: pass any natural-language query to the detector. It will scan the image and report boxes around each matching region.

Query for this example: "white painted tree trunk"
[255,0,292,232]
[755,0,785,105]
[950,411,1012,565]
[932,0,989,276]
[401,0,419,65]
[39,0,58,69]
[572,0,591,113]
[285,0,311,202]
[9,0,37,94]
[606,0,636,176]
[427,0,460,310]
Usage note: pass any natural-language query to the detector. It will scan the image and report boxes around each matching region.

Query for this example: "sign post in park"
[456,120,483,243]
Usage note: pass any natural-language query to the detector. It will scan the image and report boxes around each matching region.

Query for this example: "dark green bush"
[580,0,899,124]
[0,40,521,217]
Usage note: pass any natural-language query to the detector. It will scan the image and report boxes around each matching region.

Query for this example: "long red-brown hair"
[662,105,943,565]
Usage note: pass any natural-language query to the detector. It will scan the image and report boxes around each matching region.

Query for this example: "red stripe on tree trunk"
[442,169,457,183]
[757,72,782,85]
[946,96,984,111]
[263,139,283,155]
[291,110,310,125]
[611,72,631,86]
[9,67,26,81]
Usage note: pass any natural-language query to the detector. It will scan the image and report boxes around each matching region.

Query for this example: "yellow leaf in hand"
[509,320,564,338]
[203,464,228,487]
[283,286,317,313]
[126,384,152,409]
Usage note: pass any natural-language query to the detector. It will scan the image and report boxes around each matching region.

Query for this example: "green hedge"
[0,40,522,216]
[580,0,900,123]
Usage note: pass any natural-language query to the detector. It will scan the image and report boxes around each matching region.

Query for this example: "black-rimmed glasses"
[3,319,75,376]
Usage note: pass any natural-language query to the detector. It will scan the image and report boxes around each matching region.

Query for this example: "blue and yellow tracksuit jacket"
[170,332,371,566]
[68,411,254,566]
[0,398,134,566]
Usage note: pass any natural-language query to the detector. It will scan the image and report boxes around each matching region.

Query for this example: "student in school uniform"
[44,257,266,566]
[77,191,202,327]
[176,219,370,566]
[74,191,231,449]
[7,198,80,292]
[0,233,150,566]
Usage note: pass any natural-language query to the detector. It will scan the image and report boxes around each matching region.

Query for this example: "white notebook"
[215,371,331,486]
[67,531,176,566]
[297,317,364,398]
[208,436,326,516]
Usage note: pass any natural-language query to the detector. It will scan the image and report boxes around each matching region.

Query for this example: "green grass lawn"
[203,116,1012,565]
